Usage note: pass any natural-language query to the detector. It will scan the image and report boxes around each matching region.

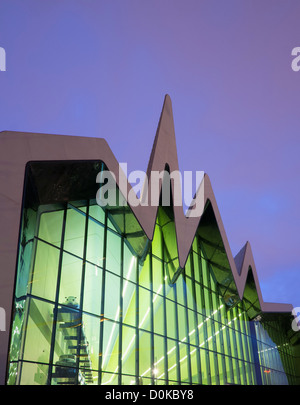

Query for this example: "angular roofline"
[0,95,293,317]
[0,94,297,385]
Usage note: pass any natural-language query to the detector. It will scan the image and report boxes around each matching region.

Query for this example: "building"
[0,95,299,385]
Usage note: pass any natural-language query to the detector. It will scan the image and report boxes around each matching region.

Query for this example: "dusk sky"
[0,1,300,309]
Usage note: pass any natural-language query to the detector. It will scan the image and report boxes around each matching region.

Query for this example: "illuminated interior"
[6,161,299,385]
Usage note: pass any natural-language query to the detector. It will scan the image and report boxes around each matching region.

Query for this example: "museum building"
[0,95,299,385]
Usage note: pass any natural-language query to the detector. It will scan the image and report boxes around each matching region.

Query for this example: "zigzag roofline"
[0,96,293,315]
[123,94,293,314]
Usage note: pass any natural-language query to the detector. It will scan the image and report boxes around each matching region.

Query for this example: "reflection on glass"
[7,201,297,385]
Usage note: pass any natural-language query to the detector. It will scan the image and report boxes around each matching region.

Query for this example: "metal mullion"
[162,238,169,385]
[182,270,192,384]
[236,308,248,384]
[76,201,90,384]
[149,245,155,385]
[215,293,227,385]
[228,309,241,384]
[190,251,202,385]
[173,282,181,384]
[98,209,108,385]
[135,256,139,384]
[224,320,234,384]
[233,308,246,384]
[197,251,211,384]
[206,265,220,385]
[245,315,256,384]
[47,204,68,385]
[118,235,124,384]
[17,233,39,383]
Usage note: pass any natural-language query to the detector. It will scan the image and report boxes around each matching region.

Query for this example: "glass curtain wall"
[7,201,297,385]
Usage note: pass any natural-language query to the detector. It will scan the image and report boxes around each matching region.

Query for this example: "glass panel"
[106,230,121,276]
[122,325,136,376]
[10,201,300,386]
[82,313,100,375]
[186,277,195,310]
[139,331,151,380]
[104,272,120,321]
[64,208,85,257]
[152,257,163,293]
[200,348,210,385]
[102,320,119,374]
[139,255,150,289]
[138,287,151,332]
[152,224,162,259]
[190,346,200,384]
[102,371,118,385]
[58,252,83,307]
[89,204,105,225]
[179,342,189,383]
[167,339,178,383]
[123,245,136,283]
[31,240,60,302]
[22,298,54,364]
[154,334,166,383]
[176,276,185,307]
[86,217,104,267]
[165,299,177,340]
[38,210,64,247]
[153,293,165,335]
[83,263,102,316]
[188,309,197,346]
[177,305,187,341]
[20,362,49,385]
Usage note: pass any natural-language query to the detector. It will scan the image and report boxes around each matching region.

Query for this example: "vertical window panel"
[81,313,100,378]
[152,224,162,260]
[121,325,136,376]
[176,276,185,307]
[89,204,105,225]
[58,252,83,307]
[86,218,104,267]
[152,257,163,294]
[154,335,166,383]
[104,272,120,321]
[102,320,119,373]
[31,241,60,302]
[165,299,177,340]
[177,305,187,341]
[139,331,151,380]
[38,210,64,247]
[23,298,54,364]
[138,287,151,332]
[167,339,178,383]
[179,342,189,384]
[106,231,121,276]
[83,263,102,316]
[64,208,85,257]
[21,362,49,385]
[153,295,165,336]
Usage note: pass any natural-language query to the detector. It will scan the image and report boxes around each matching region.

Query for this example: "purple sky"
[0,1,300,309]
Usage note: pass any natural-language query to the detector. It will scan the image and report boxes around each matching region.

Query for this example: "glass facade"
[6,195,299,385]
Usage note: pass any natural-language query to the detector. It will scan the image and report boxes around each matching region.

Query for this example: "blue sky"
[0,0,300,309]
